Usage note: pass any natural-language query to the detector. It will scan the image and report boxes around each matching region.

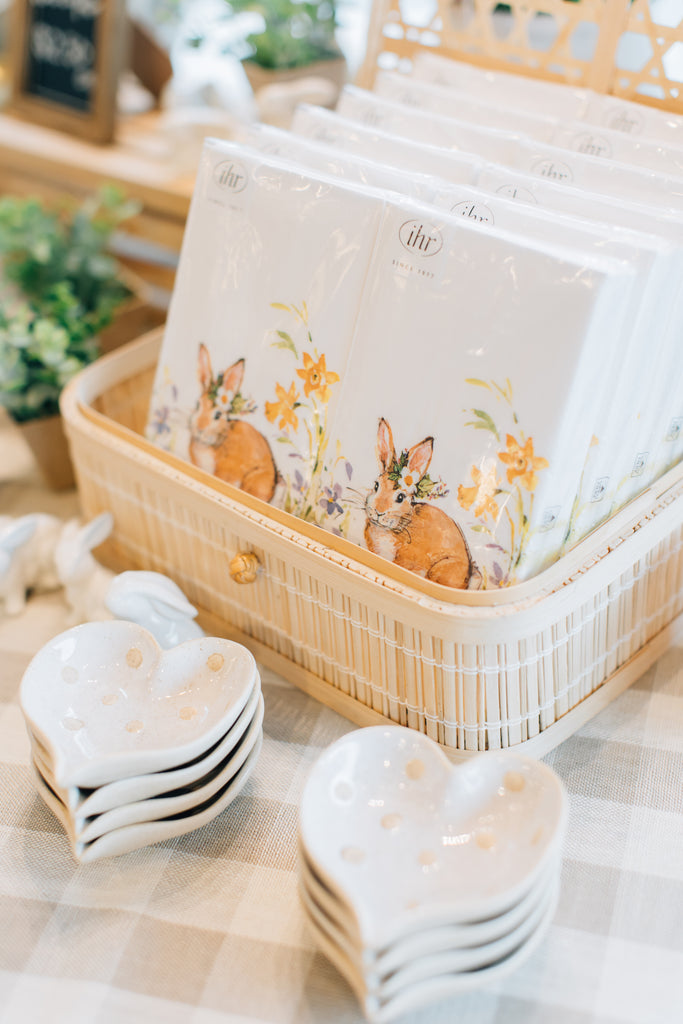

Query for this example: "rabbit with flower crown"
[364,419,480,590]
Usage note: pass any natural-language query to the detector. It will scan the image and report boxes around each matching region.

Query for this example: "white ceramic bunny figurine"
[105,571,205,648]
[0,516,39,615]
[55,511,116,624]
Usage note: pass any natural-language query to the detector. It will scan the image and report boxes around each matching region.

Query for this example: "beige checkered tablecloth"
[1,425,683,1024]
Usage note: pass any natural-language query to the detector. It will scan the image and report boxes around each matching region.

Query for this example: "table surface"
[1,414,682,1024]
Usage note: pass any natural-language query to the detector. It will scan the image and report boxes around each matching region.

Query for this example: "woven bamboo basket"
[358,0,683,115]
[61,331,683,759]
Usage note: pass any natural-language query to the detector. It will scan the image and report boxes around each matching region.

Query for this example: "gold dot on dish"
[341,846,366,865]
[476,830,496,850]
[418,849,436,867]
[207,653,224,672]
[126,720,144,734]
[62,717,84,732]
[531,826,544,845]
[179,706,197,721]
[405,900,419,910]
[503,770,526,792]
[405,759,425,780]
[61,666,78,684]
[126,648,143,669]
[101,694,118,706]
[381,813,402,831]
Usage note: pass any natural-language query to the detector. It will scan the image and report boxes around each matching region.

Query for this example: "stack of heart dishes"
[20,621,263,863]
[298,726,567,1023]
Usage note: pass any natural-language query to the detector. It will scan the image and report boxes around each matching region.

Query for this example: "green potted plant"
[227,0,347,97]
[0,187,140,490]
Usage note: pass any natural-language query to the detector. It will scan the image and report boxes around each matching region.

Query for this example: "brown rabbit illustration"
[364,419,480,590]
[189,344,277,503]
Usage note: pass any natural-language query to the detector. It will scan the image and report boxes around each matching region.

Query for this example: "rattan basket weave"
[61,331,683,759]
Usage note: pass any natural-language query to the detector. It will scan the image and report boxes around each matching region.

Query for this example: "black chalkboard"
[11,0,126,143]
[26,1,99,113]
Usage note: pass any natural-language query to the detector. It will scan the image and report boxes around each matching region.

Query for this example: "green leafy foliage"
[227,0,341,70]
[0,187,137,422]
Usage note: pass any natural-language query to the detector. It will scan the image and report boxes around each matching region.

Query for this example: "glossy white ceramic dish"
[299,842,560,978]
[45,695,265,843]
[32,733,262,863]
[30,682,262,817]
[300,876,559,1023]
[20,621,258,787]
[299,727,567,950]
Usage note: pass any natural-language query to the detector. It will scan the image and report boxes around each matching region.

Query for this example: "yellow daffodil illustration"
[460,378,550,586]
[296,352,340,402]
[265,382,299,433]
[268,302,351,534]
[457,462,500,520]
[498,434,548,491]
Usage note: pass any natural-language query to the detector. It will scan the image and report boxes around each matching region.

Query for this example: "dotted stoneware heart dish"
[20,621,259,789]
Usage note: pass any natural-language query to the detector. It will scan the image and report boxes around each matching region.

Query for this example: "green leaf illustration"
[465,378,491,389]
[464,409,500,440]
[272,330,298,356]
[271,302,291,313]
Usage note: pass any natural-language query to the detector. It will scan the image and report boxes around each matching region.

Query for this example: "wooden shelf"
[0,109,195,294]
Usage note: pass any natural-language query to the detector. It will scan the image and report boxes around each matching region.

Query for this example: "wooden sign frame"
[10,0,127,144]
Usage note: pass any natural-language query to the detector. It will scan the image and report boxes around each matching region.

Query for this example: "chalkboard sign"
[10,0,126,144]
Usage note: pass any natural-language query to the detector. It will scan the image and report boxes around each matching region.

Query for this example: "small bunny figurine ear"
[79,511,114,551]
[105,571,204,648]
[0,515,38,554]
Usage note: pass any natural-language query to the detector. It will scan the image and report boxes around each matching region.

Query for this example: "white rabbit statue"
[105,570,205,648]
[55,511,116,624]
[0,516,39,615]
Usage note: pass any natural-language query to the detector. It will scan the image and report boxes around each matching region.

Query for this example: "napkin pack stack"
[146,56,683,588]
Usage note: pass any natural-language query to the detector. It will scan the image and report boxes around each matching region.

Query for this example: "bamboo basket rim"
[61,328,683,616]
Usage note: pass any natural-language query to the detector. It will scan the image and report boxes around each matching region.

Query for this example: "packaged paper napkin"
[412,49,683,147]
[374,70,560,144]
[237,121,441,202]
[291,104,482,184]
[336,86,521,165]
[411,50,590,122]
[473,162,683,523]
[429,181,679,552]
[146,139,387,531]
[513,138,683,205]
[376,70,683,178]
[324,197,635,586]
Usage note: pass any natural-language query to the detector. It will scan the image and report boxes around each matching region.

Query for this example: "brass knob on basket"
[229,551,260,584]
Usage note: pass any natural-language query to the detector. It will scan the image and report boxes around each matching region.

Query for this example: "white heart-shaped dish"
[30,684,262,818]
[21,621,258,787]
[32,733,262,863]
[299,726,567,950]
[299,842,559,981]
[300,875,559,1023]
[72,695,264,842]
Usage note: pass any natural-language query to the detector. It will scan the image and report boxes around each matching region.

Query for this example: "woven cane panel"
[608,0,683,113]
[359,0,683,114]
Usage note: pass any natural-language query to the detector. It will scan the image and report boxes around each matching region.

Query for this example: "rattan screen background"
[358,0,683,115]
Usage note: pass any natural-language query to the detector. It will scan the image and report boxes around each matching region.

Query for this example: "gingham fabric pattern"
[1,423,682,1024]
